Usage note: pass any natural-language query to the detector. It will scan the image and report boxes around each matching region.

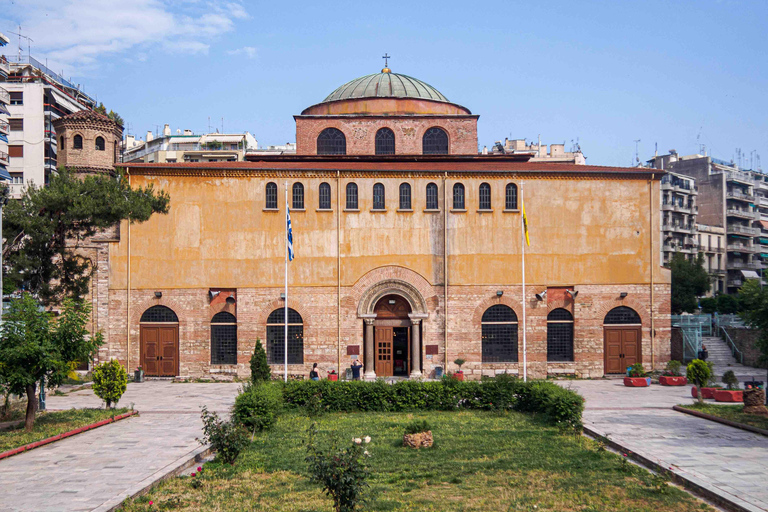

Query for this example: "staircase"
[701,335,768,384]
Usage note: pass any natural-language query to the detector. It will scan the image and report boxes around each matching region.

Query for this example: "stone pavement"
[562,379,768,512]
[0,381,240,512]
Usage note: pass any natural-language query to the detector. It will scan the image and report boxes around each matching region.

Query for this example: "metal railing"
[672,314,714,336]
[0,150,8,162]
[727,189,755,201]
[0,87,9,104]
[0,120,8,133]
[727,225,759,235]
[718,326,744,364]
[727,243,756,252]
[726,208,759,219]
[717,314,746,328]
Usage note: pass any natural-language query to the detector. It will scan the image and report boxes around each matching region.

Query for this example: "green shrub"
[722,370,739,390]
[627,363,647,378]
[686,359,711,403]
[232,382,283,432]
[91,360,128,408]
[404,420,431,435]
[453,358,466,372]
[199,406,249,464]
[663,360,682,377]
[250,339,271,383]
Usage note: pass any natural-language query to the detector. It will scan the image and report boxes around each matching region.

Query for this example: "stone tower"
[53,110,123,174]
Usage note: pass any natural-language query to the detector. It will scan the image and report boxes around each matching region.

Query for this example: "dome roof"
[322,71,449,104]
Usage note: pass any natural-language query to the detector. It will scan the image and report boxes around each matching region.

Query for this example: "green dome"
[322,71,449,103]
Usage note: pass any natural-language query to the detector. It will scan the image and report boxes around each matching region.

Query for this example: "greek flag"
[287,205,294,261]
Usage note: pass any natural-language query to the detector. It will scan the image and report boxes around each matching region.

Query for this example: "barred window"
[266,308,304,365]
[375,128,395,155]
[506,183,518,210]
[95,136,105,151]
[211,312,237,365]
[373,183,385,210]
[479,183,491,210]
[319,182,331,209]
[604,306,641,324]
[265,182,278,209]
[140,305,178,323]
[547,308,574,362]
[317,128,346,155]
[292,183,304,209]
[453,183,465,209]
[422,127,449,155]
[346,182,358,209]
[73,134,83,149]
[426,182,438,210]
[482,305,518,363]
[399,183,411,210]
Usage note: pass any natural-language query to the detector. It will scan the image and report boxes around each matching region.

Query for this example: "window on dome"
[95,136,105,151]
[317,128,346,155]
[73,134,83,150]
[375,128,395,155]
[422,127,448,155]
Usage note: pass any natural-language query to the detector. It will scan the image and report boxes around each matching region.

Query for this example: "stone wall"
[725,327,768,369]
[670,327,684,362]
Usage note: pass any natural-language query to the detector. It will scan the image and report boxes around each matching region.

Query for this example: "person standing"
[309,363,320,381]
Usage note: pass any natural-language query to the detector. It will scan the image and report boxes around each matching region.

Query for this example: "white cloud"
[0,0,249,75]
[228,46,257,58]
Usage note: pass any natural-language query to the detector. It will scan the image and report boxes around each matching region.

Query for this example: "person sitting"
[309,363,320,381]
[698,345,709,361]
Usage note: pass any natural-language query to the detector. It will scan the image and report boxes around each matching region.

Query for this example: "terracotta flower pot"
[328,374,338,381]
[454,372,465,382]
[714,390,743,402]
[660,376,687,386]
[691,386,718,399]
[624,377,650,387]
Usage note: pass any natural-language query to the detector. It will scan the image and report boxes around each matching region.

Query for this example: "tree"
[0,294,102,430]
[669,253,710,314]
[717,293,740,314]
[94,103,124,127]
[737,279,768,364]
[2,168,169,305]
[92,360,128,408]
[686,359,711,404]
[699,297,717,314]
[250,339,271,383]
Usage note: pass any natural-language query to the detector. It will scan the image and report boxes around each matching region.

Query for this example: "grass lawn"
[0,407,129,452]
[122,410,713,512]
[680,402,768,431]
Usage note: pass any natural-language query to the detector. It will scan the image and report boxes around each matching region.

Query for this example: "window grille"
[265,182,278,209]
[482,305,518,362]
[373,183,385,210]
[399,183,411,209]
[375,128,395,155]
[346,183,358,209]
[140,305,179,323]
[73,134,83,149]
[506,183,518,210]
[317,128,346,155]
[604,306,641,324]
[426,183,438,210]
[266,308,303,364]
[319,182,331,209]
[211,312,237,365]
[95,136,105,151]
[479,183,491,210]
[547,308,574,361]
[292,183,304,209]
[453,183,465,209]
[422,127,449,155]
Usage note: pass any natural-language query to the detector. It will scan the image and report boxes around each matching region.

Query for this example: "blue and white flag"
[287,205,294,261]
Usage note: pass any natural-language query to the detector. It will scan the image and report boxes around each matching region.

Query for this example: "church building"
[55,64,672,380]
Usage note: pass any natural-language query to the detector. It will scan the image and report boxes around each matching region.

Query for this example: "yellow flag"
[522,198,530,246]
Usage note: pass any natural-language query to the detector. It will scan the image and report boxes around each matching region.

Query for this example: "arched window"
[346,182,358,209]
[59,136,65,147]
[399,183,411,210]
[505,183,518,210]
[426,182,438,210]
[373,183,385,210]
[453,183,465,209]
[319,182,331,209]
[265,182,278,209]
[73,134,83,150]
[422,127,449,155]
[266,308,304,364]
[140,305,178,323]
[482,305,518,362]
[375,128,395,155]
[292,182,304,209]
[547,308,574,362]
[479,183,491,210]
[317,127,346,155]
[95,136,105,151]
[604,306,641,324]
[211,312,237,365]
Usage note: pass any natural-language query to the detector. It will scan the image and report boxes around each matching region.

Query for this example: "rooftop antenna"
[208,116,211,133]
[634,139,641,166]
[9,25,33,61]
[221,117,224,133]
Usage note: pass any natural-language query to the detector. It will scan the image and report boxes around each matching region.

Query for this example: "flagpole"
[284,181,289,383]
[521,181,527,382]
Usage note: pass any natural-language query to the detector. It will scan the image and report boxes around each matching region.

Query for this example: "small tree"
[0,294,102,430]
[669,253,710,314]
[454,358,466,373]
[687,359,711,404]
[250,339,271,383]
[722,370,739,390]
[92,360,128,408]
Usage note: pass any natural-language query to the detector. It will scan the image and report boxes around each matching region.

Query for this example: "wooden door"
[604,327,641,374]
[622,329,640,368]
[604,328,623,374]
[141,326,160,376]
[375,326,393,377]
[141,325,178,377]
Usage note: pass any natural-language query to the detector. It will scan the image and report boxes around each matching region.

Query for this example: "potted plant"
[714,370,742,402]
[453,358,466,381]
[134,366,144,383]
[659,360,687,386]
[403,420,433,449]
[624,363,650,387]
[327,369,338,382]
[690,361,720,399]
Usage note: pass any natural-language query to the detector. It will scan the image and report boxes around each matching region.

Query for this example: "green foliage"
[232,382,282,432]
[699,297,717,314]
[717,293,741,314]
[669,253,710,314]
[2,168,169,304]
[628,363,647,378]
[404,420,431,435]
[722,370,739,390]
[91,360,128,408]
[94,102,124,126]
[249,339,271,383]
[199,406,249,465]
[663,360,682,377]
[305,423,370,512]
[686,359,711,403]
[453,358,466,371]
[737,279,768,365]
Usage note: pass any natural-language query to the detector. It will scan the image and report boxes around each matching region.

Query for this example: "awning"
[741,270,760,279]
[0,133,7,143]
[0,164,11,181]
[760,220,768,231]
[759,238,768,244]
[0,104,9,115]
[761,254,768,258]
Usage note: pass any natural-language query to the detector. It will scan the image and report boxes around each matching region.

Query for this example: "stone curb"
[583,425,765,512]
[0,410,139,462]
[673,405,768,437]
[91,443,212,512]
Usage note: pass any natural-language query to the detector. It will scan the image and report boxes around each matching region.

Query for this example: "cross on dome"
[381,53,391,73]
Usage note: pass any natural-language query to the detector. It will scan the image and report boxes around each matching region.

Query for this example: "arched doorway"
[140,305,179,377]
[603,306,642,374]
[372,294,416,377]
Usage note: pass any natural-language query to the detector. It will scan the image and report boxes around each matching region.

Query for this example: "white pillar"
[364,318,376,380]
[410,319,422,378]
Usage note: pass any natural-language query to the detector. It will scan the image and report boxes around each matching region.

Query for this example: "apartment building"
[1,55,95,196]
[485,138,586,164]
[697,223,725,295]
[0,34,10,182]
[660,171,698,266]
[122,124,258,163]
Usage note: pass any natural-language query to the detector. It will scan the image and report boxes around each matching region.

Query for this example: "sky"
[1,0,767,168]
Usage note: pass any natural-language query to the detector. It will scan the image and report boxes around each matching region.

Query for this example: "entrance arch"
[603,306,642,374]
[140,305,179,377]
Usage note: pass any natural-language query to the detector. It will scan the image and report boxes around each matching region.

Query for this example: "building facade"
[0,35,11,181]
[58,67,671,381]
[487,138,586,165]
[123,125,258,164]
[660,171,698,266]
[696,223,726,295]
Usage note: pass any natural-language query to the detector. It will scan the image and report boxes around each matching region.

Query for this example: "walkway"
[564,380,768,512]
[0,381,240,512]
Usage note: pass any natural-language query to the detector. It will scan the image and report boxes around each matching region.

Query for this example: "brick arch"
[373,126,397,154]
[94,132,108,150]
[594,298,648,327]
[352,265,435,317]
[420,125,451,154]
[71,132,84,150]
[546,299,574,314]
[132,297,188,326]
[472,295,523,325]
[256,298,312,329]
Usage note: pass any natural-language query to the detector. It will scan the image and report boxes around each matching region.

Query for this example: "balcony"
[662,243,695,254]
[698,245,725,253]
[709,268,727,275]
[661,203,697,214]
[728,260,763,270]
[661,181,698,195]
[0,120,8,135]
[726,208,759,220]
[727,189,755,202]
[728,278,743,288]
[43,103,68,119]
[727,224,759,236]
[45,130,57,145]
[0,87,9,105]
[662,223,696,234]
[0,57,8,78]
[724,170,754,185]
[727,243,757,253]
[0,150,8,165]
[44,157,57,171]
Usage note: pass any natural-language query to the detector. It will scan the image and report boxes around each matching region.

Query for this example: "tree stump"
[403,431,433,449]
[743,388,768,416]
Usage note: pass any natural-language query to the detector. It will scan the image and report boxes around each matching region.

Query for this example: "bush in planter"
[199,406,249,464]
[628,363,647,378]
[722,370,739,390]
[687,359,711,403]
[249,339,271,384]
[232,382,282,432]
[663,360,682,376]
[453,359,466,373]
[92,359,128,408]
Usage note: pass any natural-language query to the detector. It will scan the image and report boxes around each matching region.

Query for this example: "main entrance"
[603,306,642,374]
[372,295,418,377]
[139,305,179,377]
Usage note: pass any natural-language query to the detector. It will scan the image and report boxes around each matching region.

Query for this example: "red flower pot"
[624,377,650,387]
[660,376,687,386]
[714,390,743,402]
[328,374,338,381]
[454,372,465,382]
[691,386,718,399]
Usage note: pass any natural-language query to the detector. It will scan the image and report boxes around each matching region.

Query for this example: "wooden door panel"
[141,325,178,377]
[142,327,159,376]
[159,327,177,377]
[604,328,623,374]
[622,329,640,368]
[375,327,393,377]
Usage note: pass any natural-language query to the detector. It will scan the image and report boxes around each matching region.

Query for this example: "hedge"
[281,376,584,431]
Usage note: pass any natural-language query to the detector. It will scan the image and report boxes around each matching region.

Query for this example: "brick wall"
[725,327,768,369]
